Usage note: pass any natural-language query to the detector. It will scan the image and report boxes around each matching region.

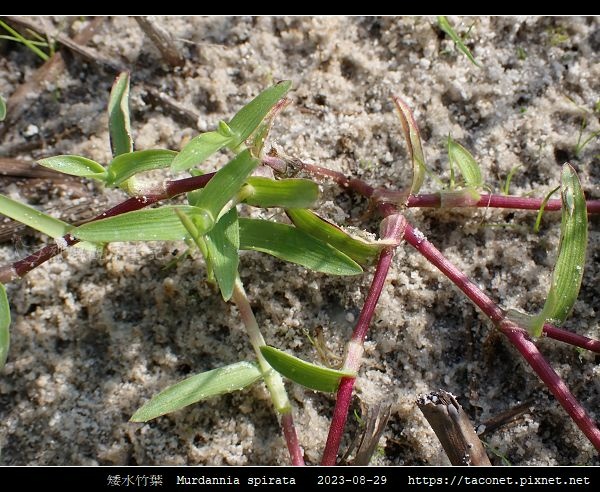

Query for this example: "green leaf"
[130,361,262,422]
[228,81,292,148]
[535,164,588,333]
[204,208,239,301]
[393,96,427,196]
[260,346,355,393]
[171,131,233,173]
[510,165,588,337]
[239,218,363,275]
[447,136,483,189]
[188,149,259,231]
[0,284,10,370]
[37,155,107,180]
[241,177,319,209]
[0,193,71,238]
[108,72,133,157]
[0,94,6,121]
[250,98,290,155]
[72,206,212,243]
[286,209,382,265]
[106,149,177,186]
[437,16,481,67]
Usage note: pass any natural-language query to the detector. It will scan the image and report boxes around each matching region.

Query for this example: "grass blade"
[510,164,588,336]
[241,177,319,209]
[108,72,133,157]
[535,164,588,333]
[37,155,107,180]
[188,149,259,231]
[286,208,382,265]
[239,218,363,276]
[0,193,71,238]
[72,206,211,242]
[106,149,177,186]
[228,81,292,148]
[170,131,233,173]
[204,208,240,301]
[0,284,10,369]
[0,94,6,121]
[393,96,427,196]
[437,16,481,67]
[260,346,355,393]
[447,136,483,189]
[130,361,262,422]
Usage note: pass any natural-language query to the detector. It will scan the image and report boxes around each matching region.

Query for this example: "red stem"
[543,324,600,353]
[281,412,305,466]
[407,193,600,213]
[0,173,215,283]
[403,223,600,452]
[501,321,600,451]
[321,217,403,465]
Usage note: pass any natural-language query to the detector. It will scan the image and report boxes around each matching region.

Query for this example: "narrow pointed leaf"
[130,361,262,422]
[447,136,483,189]
[239,218,362,275]
[72,206,212,242]
[0,95,6,121]
[37,155,107,179]
[108,72,133,157]
[251,98,291,155]
[393,96,427,196]
[437,16,481,67]
[204,208,239,301]
[188,149,259,231]
[106,149,177,186]
[286,208,382,265]
[532,164,588,335]
[0,193,71,238]
[0,284,10,369]
[260,345,355,393]
[228,81,292,147]
[171,131,233,172]
[241,177,319,209]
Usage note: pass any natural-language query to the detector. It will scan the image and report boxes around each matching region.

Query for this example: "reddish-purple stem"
[501,321,600,450]
[409,193,600,213]
[403,223,600,452]
[543,324,600,353]
[321,217,402,465]
[281,412,305,466]
[0,173,215,283]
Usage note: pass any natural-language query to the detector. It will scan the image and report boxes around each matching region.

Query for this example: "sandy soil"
[0,16,598,466]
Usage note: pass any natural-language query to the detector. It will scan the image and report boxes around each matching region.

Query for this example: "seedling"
[1,73,599,466]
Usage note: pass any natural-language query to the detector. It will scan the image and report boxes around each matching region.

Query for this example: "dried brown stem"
[135,16,185,67]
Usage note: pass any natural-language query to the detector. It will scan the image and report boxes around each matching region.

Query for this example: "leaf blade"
[228,81,292,147]
[170,131,233,173]
[242,177,320,209]
[447,136,483,189]
[72,206,210,242]
[437,16,481,67]
[239,218,363,276]
[204,208,240,301]
[0,284,10,370]
[0,94,6,121]
[130,361,262,422]
[536,164,588,333]
[393,96,427,196]
[108,72,133,157]
[260,345,355,393]
[286,208,382,265]
[0,193,71,238]
[106,149,178,186]
[37,155,107,179]
[189,149,259,230]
